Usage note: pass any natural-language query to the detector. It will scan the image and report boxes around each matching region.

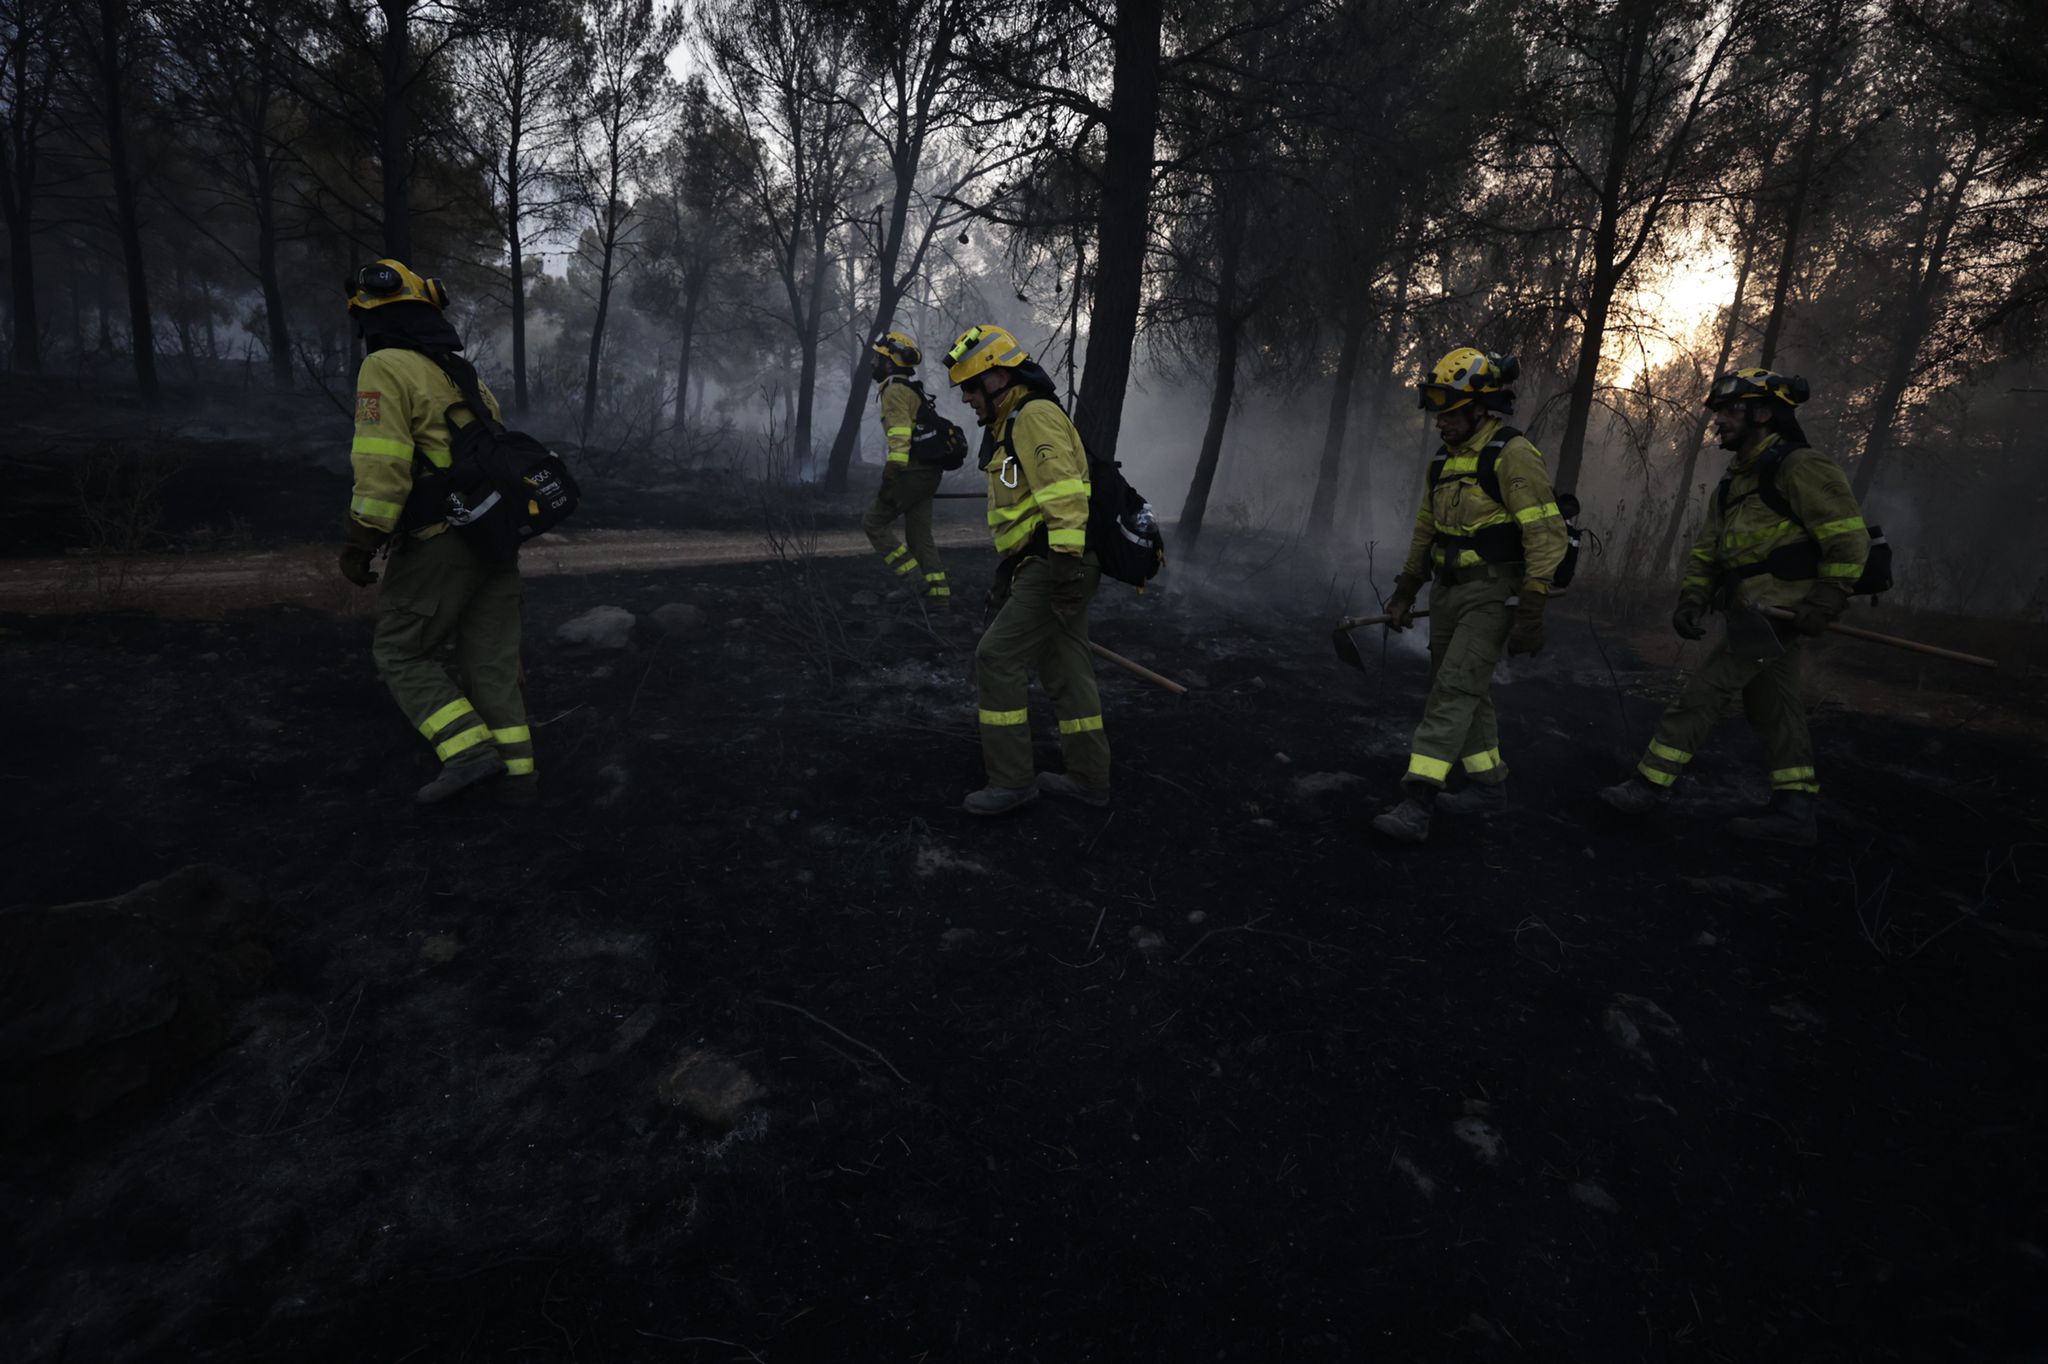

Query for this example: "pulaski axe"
[1332,611,1432,670]
[1725,604,1998,669]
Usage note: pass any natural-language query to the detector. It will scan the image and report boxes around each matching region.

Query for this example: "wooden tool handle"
[1761,606,1999,669]
[1337,610,1431,632]
[1088,641,1189,694]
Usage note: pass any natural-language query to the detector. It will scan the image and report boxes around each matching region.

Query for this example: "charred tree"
[67,0,159,400]
[1530,0,1748,492]
[1853,135,1983,502]
[570,0,680,441]
[462,0,580,415]
[0,0,65,372]
[1069,0,1163,465]
[1653,231,1756,573]
[819,0,970,494]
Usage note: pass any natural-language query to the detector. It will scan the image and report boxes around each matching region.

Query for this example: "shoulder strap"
[1477,425,1519,506]
[1754,444,1802,526]
[1427,443,1452,487]
[996,393,1060,463]
[419,349,494,430]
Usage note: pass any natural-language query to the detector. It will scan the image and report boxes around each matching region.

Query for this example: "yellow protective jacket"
[878,377,921,467]
[1398,417,1569,590]
[1679,434,1870,610]
[349,347,504,539]
[986,385,1090,558]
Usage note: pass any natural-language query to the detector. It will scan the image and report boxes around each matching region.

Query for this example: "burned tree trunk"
[1305,301,1368,546]
[1070,0,1163,466]
[1654,233,1755,573]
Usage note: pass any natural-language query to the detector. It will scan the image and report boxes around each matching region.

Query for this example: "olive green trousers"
[371,532,533,776]
[1635,637,1817,793]
[975,555,1109,790]
[1403,569,1516,789]
[863,465,949,598]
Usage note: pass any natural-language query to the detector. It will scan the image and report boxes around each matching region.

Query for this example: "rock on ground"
[651,602,706,635]
[658,1048,766,1130]
[554,605,636,649]
[0,865,268,1137]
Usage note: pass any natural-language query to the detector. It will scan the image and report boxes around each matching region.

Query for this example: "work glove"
[1784,584,1850,637]
[1044,552,1090,620]
[881,462,901,487]
[338,520,388,587]
[1506,585,1547,657]
[1385,572,1426,631]
[1671,598,1707,641]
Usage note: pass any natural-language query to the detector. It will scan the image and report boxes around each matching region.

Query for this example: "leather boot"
[415,747,507,805]
[1037,772,1110,807]
[1371,785,1433,844]
[1727,791,1817,846]
[963,783,1040,817]
[1435,782,1506,816]
[1599,775,1666,815]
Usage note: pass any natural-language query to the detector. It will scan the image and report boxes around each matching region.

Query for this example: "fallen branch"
[757,997,912,1086]
[633,1330,767,1363]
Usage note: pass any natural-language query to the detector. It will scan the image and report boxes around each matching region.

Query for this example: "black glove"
[1785,584,1849,637]
[338,520,387,587]
[1506,585,1547,656]
[1385,572,1426,631]
[1044,552,1089,620]
[1671,599,1706,640]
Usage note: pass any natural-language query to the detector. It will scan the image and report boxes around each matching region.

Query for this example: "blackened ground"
[2,547,2045,1363]
[0,406,936,558]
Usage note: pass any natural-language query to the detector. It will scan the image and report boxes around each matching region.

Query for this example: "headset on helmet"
[344,258,448,314]
[1417,347,1519,413]
[945,323,1030,385]
[872,330,921,369]
[1705,367,1809,410]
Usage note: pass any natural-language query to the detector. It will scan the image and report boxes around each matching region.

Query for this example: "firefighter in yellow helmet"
[339,259,535,806]
[860,330,951,604]
[945,323,1108,816]
[1599,368,1869,845]
[1372,347,1569,843]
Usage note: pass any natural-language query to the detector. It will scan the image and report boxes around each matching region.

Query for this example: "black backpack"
[397,351,580,562]
[1715,443,1890,595]
[992,389,1165,589]
[898,380,969,471]
[1427,425,1583,589]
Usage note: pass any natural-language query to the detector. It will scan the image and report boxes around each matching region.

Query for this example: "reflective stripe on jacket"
[1399,417,1569,587]
[879,377,920,466]
[1680,435,1870,609]
[349,348,503,536]
[986,386,1091,557]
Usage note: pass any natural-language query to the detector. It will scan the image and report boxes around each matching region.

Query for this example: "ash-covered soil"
[2,546,2045,1363]
[0,404,960,559]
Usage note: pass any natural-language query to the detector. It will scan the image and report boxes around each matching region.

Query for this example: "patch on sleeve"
[356,391,382,424]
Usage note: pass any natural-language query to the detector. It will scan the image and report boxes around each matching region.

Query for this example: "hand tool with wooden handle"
[1333,611,1431,670]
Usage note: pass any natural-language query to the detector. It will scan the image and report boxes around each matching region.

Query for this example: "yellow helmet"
[944,323,1029,385]
[872,330,921,368]
[1416,347,1519,413]
[344,258,448,314]
[1705,367,1809,409]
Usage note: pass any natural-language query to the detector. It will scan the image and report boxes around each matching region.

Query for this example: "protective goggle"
[343,260,446,311]
[1416,384,1475,413]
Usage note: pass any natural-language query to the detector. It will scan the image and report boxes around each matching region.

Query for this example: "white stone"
[555,605,636,649]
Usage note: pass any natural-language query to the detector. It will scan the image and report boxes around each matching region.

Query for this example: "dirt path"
[0,525,989,617]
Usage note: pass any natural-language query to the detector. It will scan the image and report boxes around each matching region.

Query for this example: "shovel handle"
[1760,606,1999,669]
[1336,610,1430,632]
[1088,641,1189,694]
